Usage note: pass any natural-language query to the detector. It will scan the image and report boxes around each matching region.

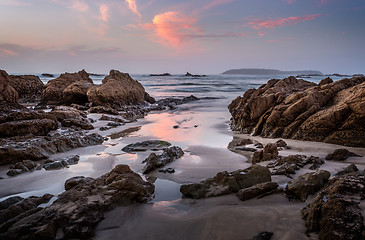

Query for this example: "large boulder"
[0,70,18,103]
[63,80,94,105]
[286,170,330,201]
[8,75,44,102]
[41,70,93,104]
[325,148,361,161]
[87,70,155,109]
[302,171,365,240]
[236,182,279,201]
[180,165,272,199]
[0,165,154,240]
[229,76,365,147]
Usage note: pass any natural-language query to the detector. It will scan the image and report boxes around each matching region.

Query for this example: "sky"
[0,0,364,74]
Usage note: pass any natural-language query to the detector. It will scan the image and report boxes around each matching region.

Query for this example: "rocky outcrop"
[89,106,119,115]
[0,70,18,103]
[302,171,365,240]
[336,164,359,176]
[87,70,155,109]
[8,75,44,102]
[0,110,58,138]
[252,143,278,164]
[268,155,324,176]
[180,165,272,199]
[236,182,279,201]
[7,160,41,176]
[229,76,365,147]
[0,131,104,165]
[41,69,93,104]
[49,106,93,130]
[286,170,330,201]
[122,140,171,153]
[0,165,154,240]
[142,146,184,174]
[325,149,361,161]
[63,80,94,105]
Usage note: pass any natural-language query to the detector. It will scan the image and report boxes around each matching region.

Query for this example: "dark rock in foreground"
[142,146,184,174]
[0,70,19,103]
[180,165,272,199]
[302,171,365,240]
[122,140,171,153]
[8,75,44,102]
[0,165,154,240]
[286,170,330,201]
[236,182,279,201]
[0,131,104,165]
[325,148,361,161]
[229,76,365,147]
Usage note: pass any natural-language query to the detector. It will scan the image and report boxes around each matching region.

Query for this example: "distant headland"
[222,68,323,76]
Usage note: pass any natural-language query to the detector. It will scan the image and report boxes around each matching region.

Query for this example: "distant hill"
[222,68,323,75]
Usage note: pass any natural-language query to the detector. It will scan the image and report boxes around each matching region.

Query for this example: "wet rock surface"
[286,170,330,201]
[336,163,359,176]
[0,131,104,165]
[229,76,365,147]
[8,75,44,102]
[0,165,154,240]
[180,165,272,199]
[325,148,361,161]
[302,171,365,240]
[43,155,80,171]
[252,143,279,164]
[142,146,184,174]
[122,140,172,153]
[7,160,41,176]
[236,182,279,201]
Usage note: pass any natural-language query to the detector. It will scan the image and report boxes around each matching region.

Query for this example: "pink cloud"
[0,48,18,57]
[99,4,109,22]
[144,11,201,47]
[248,14,322,29]
[125,0,141,17]
[203,0,234,10]
[68,0,89,12]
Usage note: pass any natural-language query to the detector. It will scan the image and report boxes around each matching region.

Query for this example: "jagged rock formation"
[0,165,154,240]
[229,76,365,147]
[87,70,155,109]
[8,75,44,102]
[0,70,19,103]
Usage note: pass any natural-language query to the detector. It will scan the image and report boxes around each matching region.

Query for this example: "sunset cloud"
[0,48,18,57]
[248,14,322,29]
[125,0,141,17]
[203,0,234,10]
[145,11,200,47]
[68,0,89,12]
[99,4,109,22]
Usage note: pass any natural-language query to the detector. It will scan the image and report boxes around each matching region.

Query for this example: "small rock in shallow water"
[122,140,171,153]
[143,147,183,174]
[325,148,361,161]
[158,168,175,174]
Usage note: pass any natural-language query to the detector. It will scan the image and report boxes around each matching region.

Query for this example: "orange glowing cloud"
[145,11,200,47]
[99,4,109,22]
[125,0,141,17]
[248,14,322,29]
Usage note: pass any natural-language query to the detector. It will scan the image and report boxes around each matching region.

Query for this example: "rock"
[336,163,359,176]
[185,72,206,77]
[275,139,287,148]
[87,70,155,109]
[41,69,93,104]
[0,70,19,103]
[0,165,154,240]
[6,169,23,176]
[0,131,104,165]
[0,110,58,138]
[7,160,40,176]
[269,155,324,176]
[235,147,256,152]
[156,95,199,107]
[70,103,89,110]
[318,77,333,86]
[229,76,365,147]
[252,143,278,164]
[159,168,175,173]
[108,126,141,139]
[325,148,361,161]
[149,73,171,76]
[122,140,171,153]
[227,137,254,153]
[180,165,272,199]
[99,114,125,123]
[251,231,274,240]
[302,171,365,240]
[61,118,94,130]
[286,170,330,201]
[99,127,111,131]
[63,80,94,105]
[107,122,121,128]
[8,75,44,102]
[89,106,119,115]
[49,106,93,130]
[255,143,264,148]
[142,146,184,174]
[41,73,54,77]
[43,155,80,171]
[236,182,279,201]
